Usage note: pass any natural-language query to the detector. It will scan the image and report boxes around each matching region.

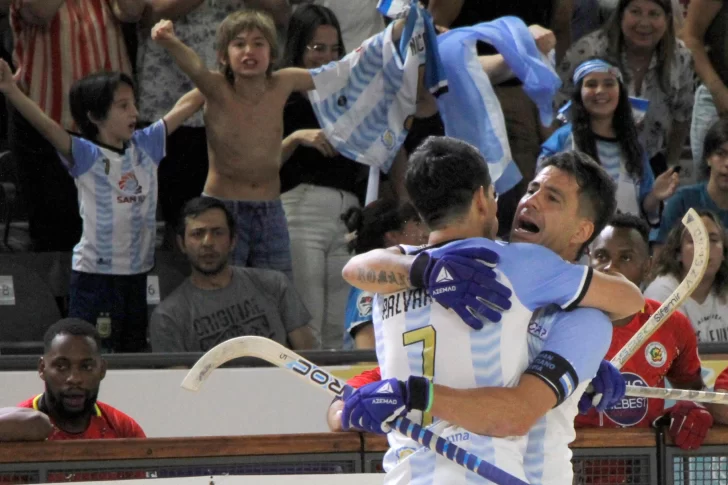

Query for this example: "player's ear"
[99,358,107,381]
[176,234,186,253]
[38,356,46,381]
[383,230,399,247]
[571,218,595,248]
[473,186,489,217]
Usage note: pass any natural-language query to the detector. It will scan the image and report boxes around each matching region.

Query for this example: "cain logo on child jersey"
[117,172,145,203]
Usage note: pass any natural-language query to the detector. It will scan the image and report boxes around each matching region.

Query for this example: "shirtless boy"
[153,11,405,279]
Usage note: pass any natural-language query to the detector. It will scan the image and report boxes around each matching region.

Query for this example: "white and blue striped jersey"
[307,2,444,173]
[60,120,166,275]
[524,305,612,485]
[373,238,593,484]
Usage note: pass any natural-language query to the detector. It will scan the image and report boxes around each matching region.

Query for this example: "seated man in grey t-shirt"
[150,198,316,352]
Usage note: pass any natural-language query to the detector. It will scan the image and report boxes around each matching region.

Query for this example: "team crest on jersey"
[645,342,667,368]
[381,129,395,149]
[395,447,416,462]
[604,372,649,426]
[119,172,142,194]
[356,293,373,317]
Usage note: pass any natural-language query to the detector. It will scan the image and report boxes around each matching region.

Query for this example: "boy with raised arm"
[0,61,201,352]
[151,10,415,280]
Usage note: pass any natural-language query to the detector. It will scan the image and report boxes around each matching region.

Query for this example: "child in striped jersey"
[0,61,202,352]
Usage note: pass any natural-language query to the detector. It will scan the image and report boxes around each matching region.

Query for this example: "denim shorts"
[202,195,292,280]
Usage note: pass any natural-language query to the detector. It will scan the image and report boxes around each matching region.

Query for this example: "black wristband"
[409,252,431,288]
[406,376,431,411]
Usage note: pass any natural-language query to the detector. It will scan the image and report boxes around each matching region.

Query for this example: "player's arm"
[342,247,413,293]
[578,271,644,321]
[0,60,72,159]
[0,407,53,441]
[151,19,227,102]
[163,88,205,134]
[327,367,382,432]
[341,309,612,436]
[431,307,611,436]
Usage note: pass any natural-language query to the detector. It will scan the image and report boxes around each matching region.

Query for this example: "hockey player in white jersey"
[339,138,642,484]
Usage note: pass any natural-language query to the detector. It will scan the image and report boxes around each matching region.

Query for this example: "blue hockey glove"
[410,245,512,329]
[341,376,432,434]
[578,360,626,414]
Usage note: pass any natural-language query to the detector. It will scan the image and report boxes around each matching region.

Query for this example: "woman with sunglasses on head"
[539,58,679,223]
[279,5,368,350]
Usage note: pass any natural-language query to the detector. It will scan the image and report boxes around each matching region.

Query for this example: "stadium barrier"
[2,428,728,484]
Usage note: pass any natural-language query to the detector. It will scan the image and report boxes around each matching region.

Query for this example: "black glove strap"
[410,253,431,288]
[407,376,431,411]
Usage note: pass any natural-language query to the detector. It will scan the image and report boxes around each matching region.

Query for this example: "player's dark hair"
[650,210,728,299]
[701,117,728,178]
[342,199,420,254]
[283,4,345,68]
[178,197,236,240]
[43,318,102,354]
[539,151,617,255]
[69,71,135,140]
[406,136,492,229]
[571,57,644,181]
[607,212,650,248]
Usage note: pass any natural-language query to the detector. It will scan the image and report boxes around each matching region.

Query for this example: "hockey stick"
[181,336,528,485]
[625,385,728,405]
[610,208,709,370]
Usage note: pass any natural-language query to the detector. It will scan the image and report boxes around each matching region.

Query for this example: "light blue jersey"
[343,287,374,350]
[59,120,166,275]
[524,305,612,485]
[374,238,593,484]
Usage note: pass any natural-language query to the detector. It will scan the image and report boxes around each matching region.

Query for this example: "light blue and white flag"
[436,17,562,194]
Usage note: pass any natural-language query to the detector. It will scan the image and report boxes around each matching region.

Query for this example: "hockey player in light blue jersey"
[339,138,641,484]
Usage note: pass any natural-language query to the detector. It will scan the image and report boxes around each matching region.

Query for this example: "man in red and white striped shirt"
[8,0,143,251]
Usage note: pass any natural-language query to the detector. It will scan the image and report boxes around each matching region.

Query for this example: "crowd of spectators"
[1,0,728,451]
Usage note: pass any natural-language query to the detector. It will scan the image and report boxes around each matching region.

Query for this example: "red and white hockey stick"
[181,336,528,485]
[611,208,709,370]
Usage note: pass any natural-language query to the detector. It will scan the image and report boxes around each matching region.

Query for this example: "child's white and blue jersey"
[343,286,374,350]
[373,238,594,484]
[523,305,612,485]
[59,120,166,275]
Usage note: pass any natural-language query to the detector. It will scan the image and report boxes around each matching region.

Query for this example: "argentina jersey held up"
[307,2,445,174]
[372,237,594,484]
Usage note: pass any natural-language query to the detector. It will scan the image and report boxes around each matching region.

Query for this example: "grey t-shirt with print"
[150,267,311,352]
